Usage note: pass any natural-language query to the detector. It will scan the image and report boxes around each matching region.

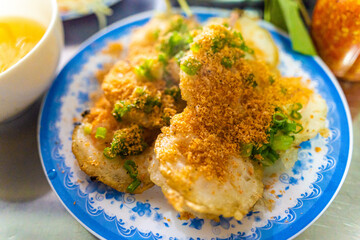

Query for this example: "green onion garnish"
[164,87,181,102]
[290,110,302,120]
[269,76,275,85]
[273,112,287,124]
[103,147,116,159]
[127,178,141,193]
[248,106,304,166]
[245,73,257,87]
[95,127,107,139]
[83,123,92,134]
[135,59,155,81]
[190,43,200,53]
[112,101,133,121]
[135,87,145,96]
[240,144,253,157]
[221,57,234,69]
[283,120,297,133]
[123,160,138,179]
[292,102,303,111]
[180,58,202,76]
[271,134,295,151]
[294,123,304,133]
[158,53,168,66]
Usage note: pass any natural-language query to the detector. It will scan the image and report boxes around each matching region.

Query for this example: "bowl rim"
[0,0,59,78]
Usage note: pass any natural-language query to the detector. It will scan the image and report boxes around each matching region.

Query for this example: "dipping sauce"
[312,0,360,82]
[0,17,46,73]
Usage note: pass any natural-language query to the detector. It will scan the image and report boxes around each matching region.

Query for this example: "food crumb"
[315,147,321,152]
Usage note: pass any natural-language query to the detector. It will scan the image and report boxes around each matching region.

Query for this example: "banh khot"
[72,10,328,220]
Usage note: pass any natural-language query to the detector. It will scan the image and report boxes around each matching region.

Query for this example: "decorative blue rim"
[60,0,122,21]
[38,8,353,240]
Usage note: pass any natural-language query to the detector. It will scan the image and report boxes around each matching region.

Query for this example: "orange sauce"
[312,0,360,81]
[0,17,46,73]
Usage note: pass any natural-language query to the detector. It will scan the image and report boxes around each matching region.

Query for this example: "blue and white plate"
[60,0,121,21]
[38,8,353,240]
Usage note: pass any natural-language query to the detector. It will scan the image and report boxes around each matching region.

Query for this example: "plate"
[59,0,121,21]
[38,8,353,240]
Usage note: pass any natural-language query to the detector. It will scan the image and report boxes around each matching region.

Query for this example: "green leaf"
[264,0,317,56]
[264,0,287,31]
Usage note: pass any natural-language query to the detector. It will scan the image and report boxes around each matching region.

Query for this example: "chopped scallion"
[123,160,138,179]
[180,58,202,75]
[271,134,295,151]
[273,112,287,124]
[290,110,302,120]
[103,147,116,159]
[221,57,233,69]
[84,123,92,134]
[95,127,107,139]
[134,59,155,81]
[190,43,200,53]
[240,144,253,157]
[127,178,141,193]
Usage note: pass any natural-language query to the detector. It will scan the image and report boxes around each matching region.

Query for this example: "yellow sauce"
[0,17,46,73]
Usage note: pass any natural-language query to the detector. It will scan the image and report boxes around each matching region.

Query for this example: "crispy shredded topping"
[166,25,313,180]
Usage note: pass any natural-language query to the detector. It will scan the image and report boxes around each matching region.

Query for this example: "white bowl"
[0,0,64,122]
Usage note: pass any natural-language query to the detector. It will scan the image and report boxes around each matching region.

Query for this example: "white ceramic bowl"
[0,0,64,122]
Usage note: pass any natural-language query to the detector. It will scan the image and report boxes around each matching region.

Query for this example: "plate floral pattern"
[39,8,352,240]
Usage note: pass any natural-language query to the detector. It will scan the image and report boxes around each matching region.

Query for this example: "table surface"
[1,0,360,239]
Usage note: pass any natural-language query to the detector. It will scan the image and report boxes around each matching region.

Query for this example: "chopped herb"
[112,101,133,121]
[211,35,228,53]
[103,125,147,158]
[160,31,192,58]
[249,107,303,166]
[123,159,141,193]
[123,160,138,179]
[290,110,302,120]
[180,58,202,75]
[269,76,275,85]
[153,29,160,40]
[127,178,141,193]
[95,127,107,139]
[103,147,116,159]
[290,103,303,120]
[245,73,257,87]
[273,112,287,124]
[223,22,229,27]
[135,87,145,96]
[271,134,294,151]
[134,59,155,81]
[221,57,234,69]
[162,114,171,126]
[83,123,93,134]
[142,95,162,114]
[168,18,188,33]
[281,87,287,94]
[174,50,185,65]
[164,86,181,101]
[292,102,303,111]
[240,144,253,157]
[158,53,168,65]
[190,43,200,53]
